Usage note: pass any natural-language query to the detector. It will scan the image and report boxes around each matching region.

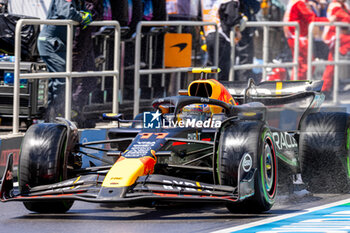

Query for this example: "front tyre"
[253,132,277,211]
[218,122,277,213]
[18,123,74,213]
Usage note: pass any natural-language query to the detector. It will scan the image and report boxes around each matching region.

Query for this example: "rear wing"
[221,80,324,107]
[221,80,323,97]
[221,80,323,98]
[178,79,324,106]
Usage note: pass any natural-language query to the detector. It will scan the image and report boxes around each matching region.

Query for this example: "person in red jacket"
[321,0,350,93]
[283,0,328,80]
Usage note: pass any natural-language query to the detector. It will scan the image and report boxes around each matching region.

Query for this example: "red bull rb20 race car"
[1,68,350,214]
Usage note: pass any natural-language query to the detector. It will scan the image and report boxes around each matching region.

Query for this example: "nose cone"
[102,158,145,188]
[102,156,156,188]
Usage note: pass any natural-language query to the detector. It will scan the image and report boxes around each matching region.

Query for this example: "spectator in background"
[103,0,112,20]
[307,0,329,60]
[303,0,329,17]
[71,0,103,128]
[205,0,243,81]
[235,0,260,82]
[0,0,7,13]
[283,0,328,80]
[259,0,291,64]
[38,0,92,122]
[166,0,200,20]
[320,0,329,16]
[308,0,324,15]
[317,0,329,17]
[322,0,350,94]
[110,0,128,26]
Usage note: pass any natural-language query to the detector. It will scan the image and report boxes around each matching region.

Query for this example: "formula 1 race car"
[1,68,350,214]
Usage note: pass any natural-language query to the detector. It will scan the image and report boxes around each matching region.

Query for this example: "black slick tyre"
[218,122,277,213]
[299,112,350,193]
[18,123,74,213]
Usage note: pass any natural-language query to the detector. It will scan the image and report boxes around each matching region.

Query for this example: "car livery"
[1,68,349,214]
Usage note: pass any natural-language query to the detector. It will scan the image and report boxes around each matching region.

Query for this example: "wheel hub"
[264,144,274,192]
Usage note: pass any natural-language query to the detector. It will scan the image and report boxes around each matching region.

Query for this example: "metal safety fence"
[229,21,300,81]
[13,19,120,134]
[13,19,348,133]
[133,21,219,117]
[307,21,350,104]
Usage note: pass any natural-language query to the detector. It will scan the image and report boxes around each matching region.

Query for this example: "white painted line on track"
[211,198,350,233]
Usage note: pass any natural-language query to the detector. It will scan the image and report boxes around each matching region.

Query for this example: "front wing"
[0,154,255,205]
[1,174,242,204]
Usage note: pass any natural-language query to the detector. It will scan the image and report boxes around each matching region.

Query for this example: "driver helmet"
[178,104,212,122]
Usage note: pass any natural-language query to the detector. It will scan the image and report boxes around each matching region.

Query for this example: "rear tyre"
[299,112,350,193]
[18,123,74,213]
[218,122,277,213]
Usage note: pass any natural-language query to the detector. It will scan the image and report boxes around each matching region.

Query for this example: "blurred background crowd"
[0,0,349,126]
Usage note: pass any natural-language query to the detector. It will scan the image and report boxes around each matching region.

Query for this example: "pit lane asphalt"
[1,192,350,233]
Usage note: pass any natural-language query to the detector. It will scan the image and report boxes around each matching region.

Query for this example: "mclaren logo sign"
[171,43,188,52]
[164,33,192,67]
